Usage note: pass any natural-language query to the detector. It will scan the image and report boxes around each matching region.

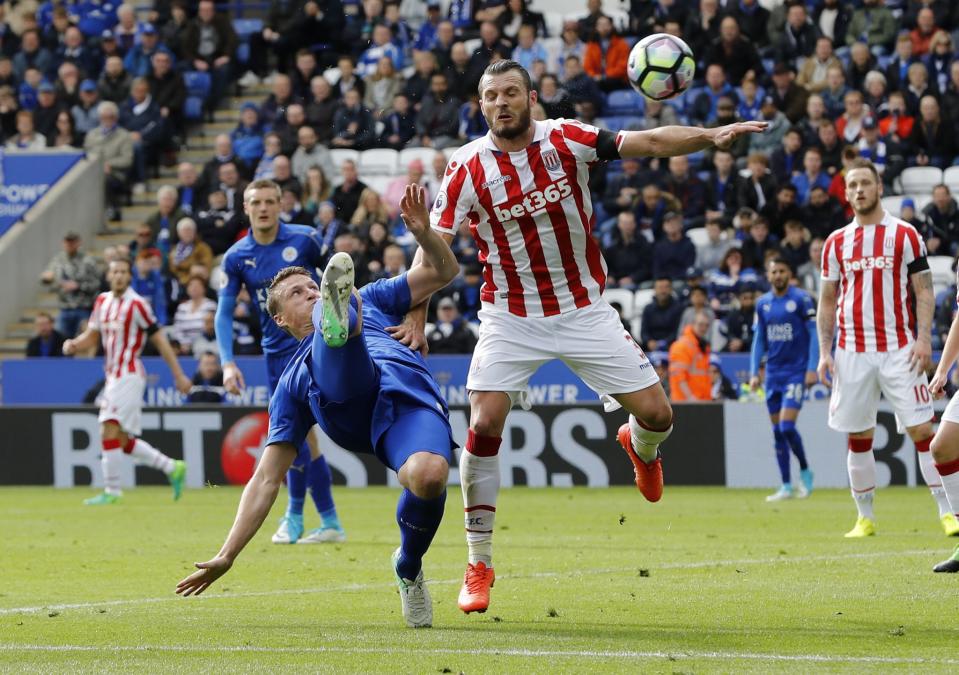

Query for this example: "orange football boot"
[617,423,663,502]
[457,561,495,614]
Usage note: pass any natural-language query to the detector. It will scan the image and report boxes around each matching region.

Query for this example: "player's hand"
[387,314,429,356]
[909,338,932,375]
[930,371,949,399]
[62,339,76,356]
[175,373,193,395]
[817,354,834,385]
[805,370,819,387]
[175,555,233,597]
[399,184,430,238]
[748,375,760,392]
[711,121,769,150]
[223,362,245,395]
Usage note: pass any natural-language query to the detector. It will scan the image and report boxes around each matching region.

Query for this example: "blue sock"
[307,455,339,528]
[286,464,306,516]
[780,420,808,470]
[395,489,446,581]
[773,427,791,484]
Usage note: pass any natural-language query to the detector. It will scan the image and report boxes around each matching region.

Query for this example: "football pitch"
[1,485,957,673]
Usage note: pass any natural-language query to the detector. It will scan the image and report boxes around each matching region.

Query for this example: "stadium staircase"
[0,81,273,359]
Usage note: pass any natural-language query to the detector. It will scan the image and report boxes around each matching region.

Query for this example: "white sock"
[101,448,123,496]
[130,438,175,474]
[460,446,500,567]
[629,414,672,463]
[937,463,959,517]
[847,450,876,519]
[917,448,951,517]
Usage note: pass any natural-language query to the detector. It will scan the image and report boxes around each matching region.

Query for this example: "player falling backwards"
[64,258,192,504]
[818,158,959,538]
[217,180,343,545]
[177,186,459,627]
[750,257,818,502]
[403,59,766,614]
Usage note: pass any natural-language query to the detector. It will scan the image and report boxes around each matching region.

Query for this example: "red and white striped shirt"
[430,118,609,317]
[821,212,926,352]
[88,287,157,378]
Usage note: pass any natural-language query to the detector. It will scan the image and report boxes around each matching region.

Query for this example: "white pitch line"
[0,644,957,666]
[0,548,934,616]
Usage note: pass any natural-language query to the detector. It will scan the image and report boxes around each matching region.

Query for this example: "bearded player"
[818,159,959,538]
[64,258,192,504]
[402,59,767,614]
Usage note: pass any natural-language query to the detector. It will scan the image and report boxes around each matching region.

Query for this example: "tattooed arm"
[910,269,934,374]
[816,280,838,384]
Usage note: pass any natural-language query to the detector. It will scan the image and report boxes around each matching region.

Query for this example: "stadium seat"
[232,18,263,38]
[358,148,400,176]
[399,147,440,169]
[605,89,645,116]
[543,12,564,37]
[686,227,710,247]
[900,166,943,195]
[603,288,636,320]
[364,174,394,194]
[928,256,954,291]
[944,166,959,193]
[330,149,360,175]
[880,195,903,216]
[182,71,211,120]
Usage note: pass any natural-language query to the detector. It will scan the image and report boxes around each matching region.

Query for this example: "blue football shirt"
[753,286,817,384]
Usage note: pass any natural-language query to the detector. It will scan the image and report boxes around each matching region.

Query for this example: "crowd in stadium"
[6,0,959,402]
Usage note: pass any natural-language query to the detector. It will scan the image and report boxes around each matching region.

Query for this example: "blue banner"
[2,353,774,405]
[0,150,84,237]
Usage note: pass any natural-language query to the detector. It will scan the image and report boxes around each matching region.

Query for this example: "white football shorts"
[467,300,661,412]
[940,389,959,426]
[97,373,146,436]
[828,346,934,433]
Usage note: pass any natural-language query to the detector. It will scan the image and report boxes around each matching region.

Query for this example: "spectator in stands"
[829,144,857,219]
[123,23,160,78]
[85,100,133,221]
[196,189,241,256]
[737,153,777,214]
[668,310,713,402]
[679,284,716,334]
[377,93,416,149]
[603,211,653,290]
[556,20,585,79]
[305,77,336,144]
[279,187,311,225]
[260,73,297,129]
[798,236,824,295]
[176,161,203,216]
[704,149,739,226]
[26,311,66,358]
[926,30,954,96]
[200,134,248,196]
[814,119,843,176]
[662,155,706,229]
[364,220,394,271]
[720,283,756,352]
[71,79,99,133]
[48,109,81,148]
[182,0,237,107]
[886,32,917,93]
[761,183,803,239]
[313,200,344,260]
[120,76,165,189]
[707,96,750,160]
[922,184,959,255]
[653,212,696,281]
[819,64,849,120]
[602,157,644,218]
[798,36,841,94]
[331,159,366,222]
[582,15,628,93]
[741,217,779,270]
[441,41,472,103]
[749,96,789,158]
[290,49,320,101]
[131,247,168,325]
[0,7,19,59]
[535,74,574,120]
[404,49,439,108]
[904,61,933,116]
[113,4,141,55]
[247,0,301,77]
[775,1,819,64]
[370,243,408,282]
[383,159,425,222]
[129,222,156,260]
[97,55,131,103]
[640,97,679,131]
[792,146,831,205]
[427,296,478,354]
[5,108,45,149]
[511,23,546,74]
[728,0,769,49]
[31,80,60,137]
[696,218,736,272]
[846,41,877,92]
[769,126,803,185]
[778,218,810,271]
[169,217,213,287]
[430,20,456,71]
[412,71,460,150]
[350,187,390,234]
[498,0,546,42]
[910,95,956,169]
[358,23,404,78]
[302,166,333,218]
[0,84,16,140]
[172,275,217,354]
[147,49,185,139]
[289,125,332,185]
[364,56,402,120]
[683,0,723,58]
[709,246,759,314]
[40,232,100,338]
[270,154,301,197]
[641,277,684,352]
[331,87,375,150]
[0,55,15,89]
[690,63,736,127]
[704,15,764,85]
[148,184,187,255]
[187,349,225,401]
[466,21,511,91]
[847,0,896,55]
[857,115,888,180]
[561,54,602,110]
[57,30,93,87]
[802,185,846,239]
[862,70,888,117]
[634,183,678,242]
[96,29,122,68]
[12,29,52,81]
[910,7,939,58]
[769,62,808,125]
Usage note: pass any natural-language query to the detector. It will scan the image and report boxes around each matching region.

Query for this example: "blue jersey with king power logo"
[753,286,817,385]
[219,223,324,355]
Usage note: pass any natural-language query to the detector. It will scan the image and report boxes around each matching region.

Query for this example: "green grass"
[1,486,957,673]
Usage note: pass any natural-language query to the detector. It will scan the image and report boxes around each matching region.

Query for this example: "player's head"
[267,266,319,340]
[107,257,132,294]
[844,158,882,217]
[767,256,793,293]
[244,179,283,233]
[479,59,536,141]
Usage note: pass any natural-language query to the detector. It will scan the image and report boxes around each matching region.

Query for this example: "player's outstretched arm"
[618,121,768,159]
[176,442,297,597]
[62,325,99,356]
[816,280,839,384]
[149,328,193,394]
[909,270,934,374]
[401,185,461,307]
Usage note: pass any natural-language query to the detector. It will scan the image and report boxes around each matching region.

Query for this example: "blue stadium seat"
[232,18,263,38]
[184,97,204,121]
[605,89,645,116]
[183,71,212,98]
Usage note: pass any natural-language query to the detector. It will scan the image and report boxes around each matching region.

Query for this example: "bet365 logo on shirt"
[492,179,572,221]
[843,256,894,272]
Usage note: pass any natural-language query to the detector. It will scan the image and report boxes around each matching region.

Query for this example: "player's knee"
[643,400,673,432]
[405,452,449,499]
[930,435,955,464]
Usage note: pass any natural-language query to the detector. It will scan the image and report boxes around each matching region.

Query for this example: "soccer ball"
[626,33,696,101]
